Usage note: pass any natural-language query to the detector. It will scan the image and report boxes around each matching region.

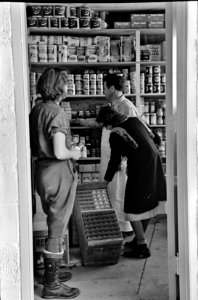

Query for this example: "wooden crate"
[73,182,123,266]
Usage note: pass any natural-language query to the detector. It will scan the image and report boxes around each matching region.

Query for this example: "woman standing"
[96,105,166,258]
[29,68,81,299]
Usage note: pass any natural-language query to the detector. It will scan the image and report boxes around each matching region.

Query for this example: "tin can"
[153,65,161,74]
[79,17,91,29]
[31,6,42,16]
[145,75,152,84]
[161,73,166,84]
[79,7,92,18]
[54,6,66,16]
[70,7,77,17]
[29,45,38,62]
[150,113,157,125]
[145,66,153,75]
[160,84,166,93]
[50,17,59,28]
[27,17,38,28]
[144,102,149,113]
[149,102,155,113]
[144,113,150,124]
[156,108,163,117]
[153,74,160,84]
[124,80,131,94]
[38,17,48,28]
[153,84,160,93]
[68,17,79,29]
[91,17,101,29]
[157,116,163,125]
[60,17,69,28]
[145,83,153,93]
[43,6,53,16]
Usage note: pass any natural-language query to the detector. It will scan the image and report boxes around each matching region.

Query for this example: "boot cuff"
[43,249,64,259]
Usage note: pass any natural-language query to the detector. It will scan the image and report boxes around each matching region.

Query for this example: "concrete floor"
[34,216,168,300]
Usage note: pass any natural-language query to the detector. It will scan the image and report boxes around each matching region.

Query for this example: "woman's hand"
[71,147,81,161]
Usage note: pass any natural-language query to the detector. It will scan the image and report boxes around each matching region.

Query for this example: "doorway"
[11,2,198,300]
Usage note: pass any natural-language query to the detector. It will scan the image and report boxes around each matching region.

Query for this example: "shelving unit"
[27,3,166,264]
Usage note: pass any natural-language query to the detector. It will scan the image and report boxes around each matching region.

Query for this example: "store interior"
[27,2,168,299]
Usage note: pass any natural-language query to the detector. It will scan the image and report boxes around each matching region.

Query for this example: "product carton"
[95,36,110,62]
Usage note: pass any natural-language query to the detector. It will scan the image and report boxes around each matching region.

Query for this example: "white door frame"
[11,3,34,300]
[175,2,198,300]
[12,2,197,300]
[166,2,198,300]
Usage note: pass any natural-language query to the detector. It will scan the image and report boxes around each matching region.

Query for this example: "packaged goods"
[27,17,38,28]
[130,13,148,22]
[48,45,57,62]
[67,55,77,62]
[43,6,53,16]
[68,17,79,29]
[79,17,91,29]
[38,45,47,62]
[28,35,38,44]
[63,36,80,46]
[60,17,69,28]
[121,36,135,62]
[131,21,147,28]
[147,44,161,61]
[38,17,48,28]
[91,17,103,29]
[48,35,62,45]
[30,5,42,17]
[114,22,131,29]
[79,7,92,18]
[95,36,110,62]
[54,5,66,17]
[148,21,165,28]
[67,46,77,55]
[50,17,59,28]
[148,14,165,22]
[153,84,160,93]
[140,45,150,61]
[110,39,121,62]
[79,37,92,47]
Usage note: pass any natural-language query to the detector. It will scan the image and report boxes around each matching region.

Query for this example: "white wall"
[0,2,21,300]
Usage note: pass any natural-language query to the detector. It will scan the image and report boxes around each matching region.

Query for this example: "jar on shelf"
[150,113,157,125]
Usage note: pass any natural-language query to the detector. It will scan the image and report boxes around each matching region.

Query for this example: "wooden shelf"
[78,157,101,161]
[28,27,165,36]
[140,93,166,97]
[30,62,136,68]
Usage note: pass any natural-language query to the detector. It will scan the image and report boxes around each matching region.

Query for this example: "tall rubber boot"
[42,251,80,299]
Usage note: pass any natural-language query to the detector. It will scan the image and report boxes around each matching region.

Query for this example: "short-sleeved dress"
[29,100,77,236]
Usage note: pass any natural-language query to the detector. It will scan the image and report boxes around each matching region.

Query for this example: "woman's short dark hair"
[96,105,126,126]
[37,68,68,100]
[103,73,125,91]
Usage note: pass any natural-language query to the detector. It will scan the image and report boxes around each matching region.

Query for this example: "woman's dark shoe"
[124,237,137,249]
[122,231,134,239]
[123,243,151,259]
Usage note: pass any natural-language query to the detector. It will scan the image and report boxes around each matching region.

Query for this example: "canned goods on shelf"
[160,84,166,93]
[144,102,149,113]
[50,17,59,28]
[79,17,91,29]
[149,102,155,113]
[145,84,153,93]
[145,75,152,84]
[145,66,153,75]
[153,74,160,84]
[157,116,163,125]
[150,113,157,125]
[68,17,79,29]
[153,84,160,93]
[144,113,150,124]
[60,17,69,28]
[43,6,53,16]
[153,65,161,74]
[161,73,166,84]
